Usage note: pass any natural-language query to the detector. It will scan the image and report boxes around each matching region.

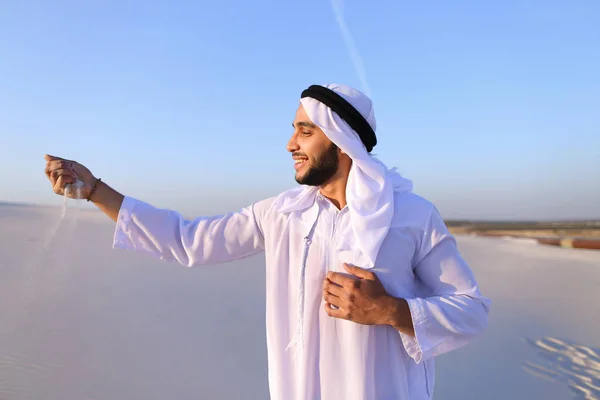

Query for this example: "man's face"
[287,104,340,186]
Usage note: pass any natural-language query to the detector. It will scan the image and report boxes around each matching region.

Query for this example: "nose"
[286,134,299,153]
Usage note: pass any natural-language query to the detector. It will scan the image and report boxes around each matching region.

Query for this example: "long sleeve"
[400,205,491,364]
[112,196,267,267]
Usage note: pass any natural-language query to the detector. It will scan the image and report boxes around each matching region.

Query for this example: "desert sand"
[1,203,599,399]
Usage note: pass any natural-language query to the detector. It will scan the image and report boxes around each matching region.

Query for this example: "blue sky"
[1,0,598,220]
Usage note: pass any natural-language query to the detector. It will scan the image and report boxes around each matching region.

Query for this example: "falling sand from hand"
[2,183,83,338]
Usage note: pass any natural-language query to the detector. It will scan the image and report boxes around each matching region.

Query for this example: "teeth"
[295,159,306,164]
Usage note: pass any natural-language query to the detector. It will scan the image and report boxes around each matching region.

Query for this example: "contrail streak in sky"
[331,0,372,97]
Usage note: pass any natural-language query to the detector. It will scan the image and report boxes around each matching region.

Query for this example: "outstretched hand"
[44,154,96,198]
[323,263,400,327]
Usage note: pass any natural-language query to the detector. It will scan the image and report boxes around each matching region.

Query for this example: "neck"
[318,173,348,210]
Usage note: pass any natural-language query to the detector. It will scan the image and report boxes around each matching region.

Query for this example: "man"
[44,84,491,400]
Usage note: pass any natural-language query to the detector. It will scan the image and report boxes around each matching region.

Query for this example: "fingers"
[44,154,65,162]
[324,302,347,319]
[322,276,350,311]
[45,160,74,179]
[323,291,342,308]
[46,159,74,172]
[48,164,77,193]
[46,167,77,186]
[323,278,344,297]
[343,263,376,280]
[52,174,77,195]
[44,154,82,197]
[51,168,77,181]
[326,271,357,288]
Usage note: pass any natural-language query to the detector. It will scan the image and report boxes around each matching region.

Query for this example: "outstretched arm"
[44,154,267,267]
[113,196,267,267]
[89,179,125,222]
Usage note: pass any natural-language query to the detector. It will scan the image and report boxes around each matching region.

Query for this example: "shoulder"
[251,185,314,222]
[390,191,454,261]
[390,191,451,241]
[390,191,438,230]
[252,195,278,215]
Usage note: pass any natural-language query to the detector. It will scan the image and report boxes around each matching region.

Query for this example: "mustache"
[292,152,308,158]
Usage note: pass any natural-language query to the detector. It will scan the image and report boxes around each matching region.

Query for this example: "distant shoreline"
[447,220,600,250]
[2,201,600,250]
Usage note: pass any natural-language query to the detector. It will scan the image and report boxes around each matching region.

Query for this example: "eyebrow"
[292,121,317,129]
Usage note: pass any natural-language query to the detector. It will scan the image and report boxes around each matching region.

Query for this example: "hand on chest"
[305,222,416,298]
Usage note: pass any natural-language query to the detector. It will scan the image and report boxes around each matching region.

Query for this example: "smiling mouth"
[294,158,308,170]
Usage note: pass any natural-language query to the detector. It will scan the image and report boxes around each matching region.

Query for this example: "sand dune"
[1,204,599,399]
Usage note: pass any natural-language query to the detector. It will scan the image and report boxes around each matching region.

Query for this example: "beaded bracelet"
[86,178,102,202]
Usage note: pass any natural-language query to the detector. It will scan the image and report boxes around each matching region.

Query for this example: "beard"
[295,143,339,186]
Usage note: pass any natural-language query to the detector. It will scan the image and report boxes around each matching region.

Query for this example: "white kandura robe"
[113,186,491,400]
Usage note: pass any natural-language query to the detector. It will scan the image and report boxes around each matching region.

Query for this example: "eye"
[301,131,312,136]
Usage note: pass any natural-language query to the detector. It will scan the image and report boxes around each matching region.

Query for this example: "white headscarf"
[299,83,413,268]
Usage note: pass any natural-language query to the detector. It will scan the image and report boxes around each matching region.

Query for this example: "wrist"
[380,295,414,335]
[81,174,97,187]
[374,294,397,326]
[86,177,102,202]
